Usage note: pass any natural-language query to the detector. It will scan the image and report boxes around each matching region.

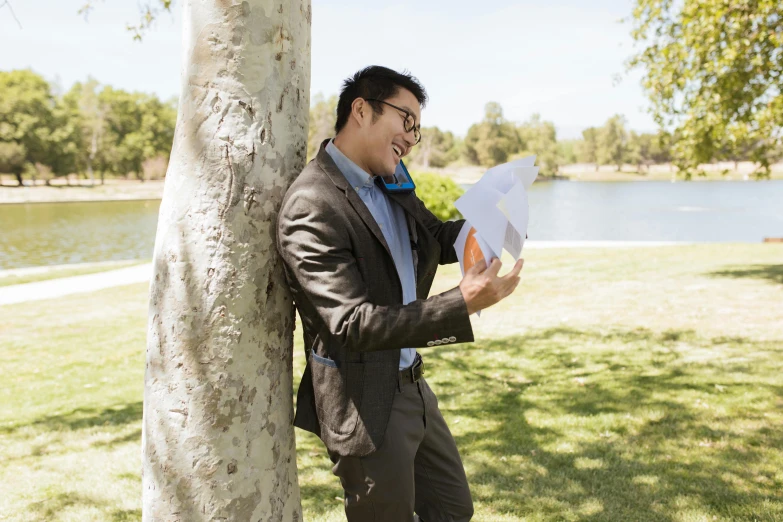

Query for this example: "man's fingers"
[486,258,502,277]
[468,258,487,274]
[500,259,524,281]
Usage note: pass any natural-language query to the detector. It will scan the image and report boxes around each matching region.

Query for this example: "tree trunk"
[15,171,23,186]
[142,1,311,520]
[88,129,97,186]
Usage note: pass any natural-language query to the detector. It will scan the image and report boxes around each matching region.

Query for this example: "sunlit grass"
[1,244,781,521]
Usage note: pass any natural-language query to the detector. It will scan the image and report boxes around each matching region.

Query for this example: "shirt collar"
[325,139,375,191]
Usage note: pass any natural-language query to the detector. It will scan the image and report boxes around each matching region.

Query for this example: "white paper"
[454,184,507,257]
[512,166,539,190]
[454,155,538,273]
[496,181,530,259]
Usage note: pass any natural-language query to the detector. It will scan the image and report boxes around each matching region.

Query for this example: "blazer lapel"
[315,141,392,258]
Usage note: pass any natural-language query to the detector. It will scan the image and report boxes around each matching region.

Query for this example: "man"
[276,66,523,521]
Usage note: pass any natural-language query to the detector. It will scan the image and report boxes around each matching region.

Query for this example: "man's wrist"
[458,285,476,315]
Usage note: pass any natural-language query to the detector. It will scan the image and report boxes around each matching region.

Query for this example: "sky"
[0,0,656,139]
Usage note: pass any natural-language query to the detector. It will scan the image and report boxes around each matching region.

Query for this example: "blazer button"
[426,341,435,347]
[441,338,450,344]
[449,336,457,342]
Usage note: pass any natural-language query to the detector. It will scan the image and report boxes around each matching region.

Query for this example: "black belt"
[398,354,424,385]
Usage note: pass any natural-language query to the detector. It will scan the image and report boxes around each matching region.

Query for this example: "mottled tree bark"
[143,1,311,520]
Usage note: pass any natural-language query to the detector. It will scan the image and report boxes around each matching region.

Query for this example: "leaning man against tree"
[276,65,524,521]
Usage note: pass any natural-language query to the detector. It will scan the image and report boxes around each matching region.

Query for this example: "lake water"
[1,181,781,270]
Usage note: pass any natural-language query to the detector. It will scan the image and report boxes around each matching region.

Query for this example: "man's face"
[362,88,421,177]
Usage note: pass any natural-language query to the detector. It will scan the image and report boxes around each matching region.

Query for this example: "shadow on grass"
[24,489,141,521]
[27,492,103,521]
[422,327,783,520]
[2,401,142,435]
[708,263,783,285]
[111,508,142,521]
[298,481,345,519]
[92,428,143,448]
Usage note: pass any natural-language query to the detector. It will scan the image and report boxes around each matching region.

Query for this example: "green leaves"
[628,0,783,178]
[307,93,337,161]
[406,127,461,169]
[411,172,463,221]
[0,70,176,184]
[0,70,79,179]
[464,102,521,168]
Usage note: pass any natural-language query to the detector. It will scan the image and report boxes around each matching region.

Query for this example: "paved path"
[0,260,140,278]
[0,241,691,306]
[0,263,151,306]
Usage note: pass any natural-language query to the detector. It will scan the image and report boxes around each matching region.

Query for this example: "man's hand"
[458,258,524,315]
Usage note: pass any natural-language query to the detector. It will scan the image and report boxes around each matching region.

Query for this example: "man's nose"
[402,130,416,147]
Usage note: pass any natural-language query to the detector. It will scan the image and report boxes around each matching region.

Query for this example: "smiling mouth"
[392,144,403,160]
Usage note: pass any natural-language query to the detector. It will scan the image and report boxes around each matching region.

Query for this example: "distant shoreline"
[0,180,165,205]
[2,165,781,204]
[0,197,163,206]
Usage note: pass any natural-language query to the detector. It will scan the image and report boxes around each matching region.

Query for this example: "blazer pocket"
[310,353,364,435]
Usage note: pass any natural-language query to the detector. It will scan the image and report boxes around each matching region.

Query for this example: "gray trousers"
[328,377,474,522]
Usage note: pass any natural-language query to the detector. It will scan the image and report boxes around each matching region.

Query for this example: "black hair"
[334,66,427,134]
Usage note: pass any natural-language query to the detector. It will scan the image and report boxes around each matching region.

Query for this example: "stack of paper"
[454,156,539,277]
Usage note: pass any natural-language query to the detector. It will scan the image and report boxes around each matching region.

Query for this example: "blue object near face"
[375,160,416,194]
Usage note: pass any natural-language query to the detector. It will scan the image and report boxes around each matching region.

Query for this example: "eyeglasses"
[365,98,421,145]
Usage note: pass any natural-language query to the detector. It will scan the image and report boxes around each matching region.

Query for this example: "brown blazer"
[276,140,474,457]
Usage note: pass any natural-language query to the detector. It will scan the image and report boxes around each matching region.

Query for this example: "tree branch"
[0,0,23,29]
[77,0,174,41]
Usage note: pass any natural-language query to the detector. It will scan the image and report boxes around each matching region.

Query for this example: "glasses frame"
[365,98,421,145]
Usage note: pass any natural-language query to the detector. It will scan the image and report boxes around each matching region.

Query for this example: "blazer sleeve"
[277,190,474,354]
[412,194,466,265]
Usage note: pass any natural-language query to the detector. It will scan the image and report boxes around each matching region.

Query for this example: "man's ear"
[350,98,368,128]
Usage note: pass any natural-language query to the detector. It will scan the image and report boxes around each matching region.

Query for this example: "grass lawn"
[0,260,148,287]
[1,244,782,521]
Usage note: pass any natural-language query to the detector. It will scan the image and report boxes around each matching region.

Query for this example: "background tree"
[517,113,559,175]
[96,87,175,182]
[626,131,647,173]
[556,139,578,166]
[0,70,77,185]
[0,141,26,183]
[596,114,629,171]
[628,0,783,178]
[464,102,521,167]
[142,0,310,519]
[408,126,460,168]
[307,93,337,160]
[576,127,599,169]
[650,131,672,166]
[62,78,108,184]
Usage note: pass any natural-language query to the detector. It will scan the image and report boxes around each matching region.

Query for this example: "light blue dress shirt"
[326,140,418,370]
